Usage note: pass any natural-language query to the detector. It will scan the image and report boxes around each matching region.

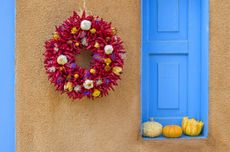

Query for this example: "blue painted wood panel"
[141,0,209,139]
[157,0,179,32]
[148,55,187,123]
[157,62,179,109]
[147,0,188,40]
[0,0,15,150]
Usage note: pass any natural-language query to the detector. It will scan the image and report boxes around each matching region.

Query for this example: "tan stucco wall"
[16,0,230,151]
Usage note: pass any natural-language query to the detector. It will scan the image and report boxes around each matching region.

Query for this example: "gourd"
[182,117,204,136]
[163,125,182,138]
[142,118,163,137]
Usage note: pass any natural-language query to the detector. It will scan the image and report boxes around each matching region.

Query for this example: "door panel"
[157,0,179,32]
[142,0,205,128]
[147,0,188,40]
[148,55,187,120]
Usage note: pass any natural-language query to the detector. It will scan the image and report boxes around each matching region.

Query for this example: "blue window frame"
[0,0,15,150]
[141,0,209,139]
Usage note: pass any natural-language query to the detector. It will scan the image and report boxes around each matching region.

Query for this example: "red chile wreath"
[44,11,126,99]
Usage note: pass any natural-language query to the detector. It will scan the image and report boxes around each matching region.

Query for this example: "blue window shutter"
[141,0,209,139]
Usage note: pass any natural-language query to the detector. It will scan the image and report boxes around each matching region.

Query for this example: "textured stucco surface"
[16,0,230,151]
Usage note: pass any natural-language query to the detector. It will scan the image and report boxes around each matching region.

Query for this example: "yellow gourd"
[163,125,182,138]
[182,117,204,136]
[142,118,163,137]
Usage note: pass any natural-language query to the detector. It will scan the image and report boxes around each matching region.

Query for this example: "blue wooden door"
[141,0,209,137]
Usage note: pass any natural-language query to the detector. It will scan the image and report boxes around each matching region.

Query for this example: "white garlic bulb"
[80,20,92,30]
[83,79,94,90]
[104,45,114,55]
[57,55,68,65]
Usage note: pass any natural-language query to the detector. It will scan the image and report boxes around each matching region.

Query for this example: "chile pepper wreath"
[44,11,126,99]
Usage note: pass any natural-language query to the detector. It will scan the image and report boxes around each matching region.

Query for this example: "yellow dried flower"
[64,82,73,92]
[104,58,112,65]
[90,69,96,74]
[74,73,79,79]
[53,32,59,40]
[111,27,117,35]
[92,89,101,97]
[71,27,78,34]
[75,42,80,46]
[104,65,111,71]
[94,42,100,48]
[90,28,97,34]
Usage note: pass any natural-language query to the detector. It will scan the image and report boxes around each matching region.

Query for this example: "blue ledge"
[142,134,208,140]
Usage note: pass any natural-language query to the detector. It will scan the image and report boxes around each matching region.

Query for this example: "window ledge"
[142,134,208,140]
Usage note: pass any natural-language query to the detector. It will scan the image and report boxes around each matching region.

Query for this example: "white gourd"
[142,118,163,137]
